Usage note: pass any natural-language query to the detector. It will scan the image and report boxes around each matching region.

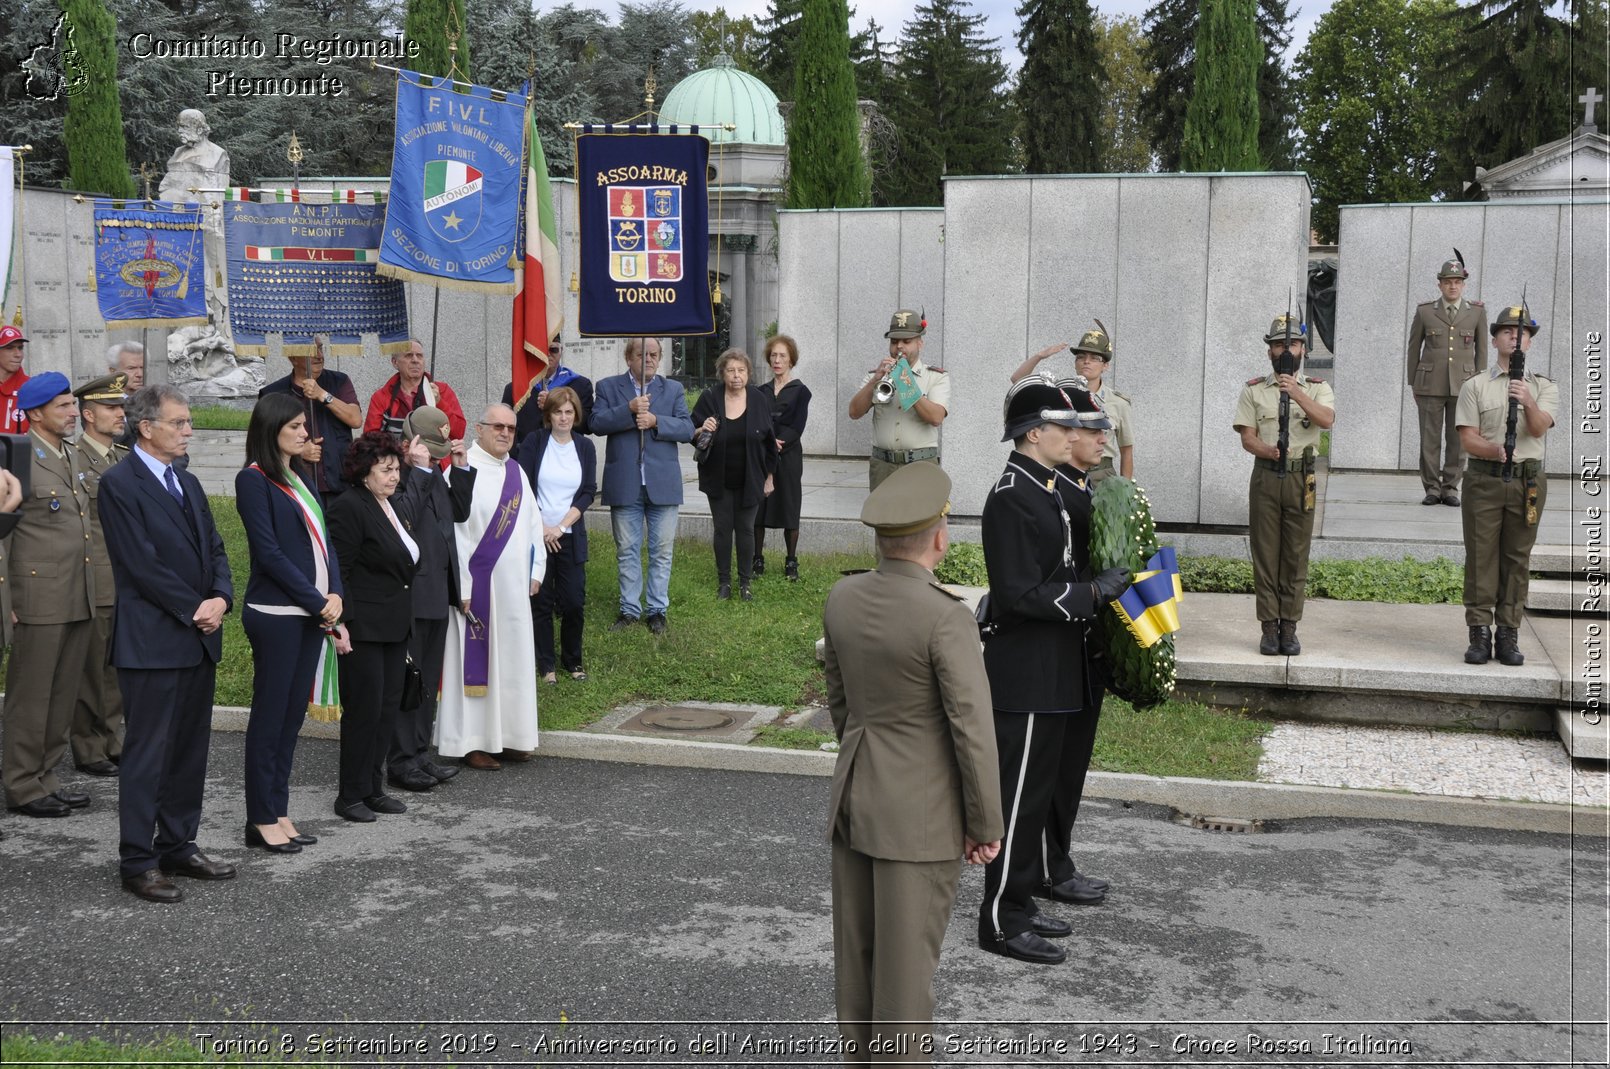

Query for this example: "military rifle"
[1501,290,1529,483]
[1275,289,1298,480]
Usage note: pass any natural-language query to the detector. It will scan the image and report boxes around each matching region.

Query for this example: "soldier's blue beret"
[16,371,71,411]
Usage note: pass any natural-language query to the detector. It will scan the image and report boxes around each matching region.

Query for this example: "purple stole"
[462,456,523,696]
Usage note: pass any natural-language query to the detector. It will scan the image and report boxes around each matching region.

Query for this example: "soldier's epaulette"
[1470,300,1484,307]
[1532,372,1553,383]
[930,582,965,602]
[928,365,947,374]
[1246,376,1265,386]
[1418,299,1438,307]
[1113,389,1131,403]
[1305,376,1325,384]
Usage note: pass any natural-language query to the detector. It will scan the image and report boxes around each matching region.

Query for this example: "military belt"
[1259,457,1307,473]
[1468,458,1541,478]
[871,445,939,465]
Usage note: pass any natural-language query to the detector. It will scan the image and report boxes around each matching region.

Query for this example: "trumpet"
[872,376,897,405]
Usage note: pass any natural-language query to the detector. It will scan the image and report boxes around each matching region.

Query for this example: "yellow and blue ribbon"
[1108,547,1184,648]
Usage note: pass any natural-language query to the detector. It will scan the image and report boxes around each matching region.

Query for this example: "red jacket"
[363,374,466,440]
[0,369,30,434]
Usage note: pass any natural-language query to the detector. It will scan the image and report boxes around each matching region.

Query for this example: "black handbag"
[692,428,714,465]
[400,653,424,712]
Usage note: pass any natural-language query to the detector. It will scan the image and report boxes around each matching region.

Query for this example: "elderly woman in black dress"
[753,334,811,581]
[691,349,776,601]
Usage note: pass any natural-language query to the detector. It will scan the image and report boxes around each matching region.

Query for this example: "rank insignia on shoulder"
[1470,299,1484,306]
[1246,376,1265,386]
[34,447,45,460]
[1113,390,1131,403]
[930,582,965,601]
[1305,376,1325,384]
[928,365,946,374]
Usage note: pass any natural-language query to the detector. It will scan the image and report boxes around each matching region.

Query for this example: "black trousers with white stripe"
[978,708,1085,942]
[1041,698,1101,888]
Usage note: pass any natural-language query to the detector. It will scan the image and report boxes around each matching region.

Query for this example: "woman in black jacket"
[326,431,422,823]
[517,386,597,685]
[691,349,776,601]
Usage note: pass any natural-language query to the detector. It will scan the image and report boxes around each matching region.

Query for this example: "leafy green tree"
[1141,0,1295,170]
[690,8,762,70]
[1296,0,1458,241]
[1015,0,1106,173]
[406,0,473,81]
[1438,0,1608,196]
[1095,14,1157,172]
[787,0,868,207]
[755,0,806,95]
[1180,0,1262,171]
[590,0,693,122]
[880,0,1015,206]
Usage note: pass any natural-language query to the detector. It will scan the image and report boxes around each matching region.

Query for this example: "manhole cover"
[639,706,735,731]
[1171,810,1267,833]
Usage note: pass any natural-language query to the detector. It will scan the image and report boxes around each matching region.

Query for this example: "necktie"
[163,466,184,504]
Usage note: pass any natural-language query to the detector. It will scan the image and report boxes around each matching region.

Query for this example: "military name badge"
[608,185,682,283]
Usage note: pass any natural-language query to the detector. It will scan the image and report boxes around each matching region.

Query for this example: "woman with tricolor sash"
[236,394,346,854]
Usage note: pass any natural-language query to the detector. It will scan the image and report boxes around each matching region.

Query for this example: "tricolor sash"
[463,457,524,696]
[251,464,342,720]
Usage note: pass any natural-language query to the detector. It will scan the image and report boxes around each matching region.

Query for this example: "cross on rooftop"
[1581,87,1602,131]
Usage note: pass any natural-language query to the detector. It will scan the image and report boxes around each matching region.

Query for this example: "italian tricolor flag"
[512,104,562,396]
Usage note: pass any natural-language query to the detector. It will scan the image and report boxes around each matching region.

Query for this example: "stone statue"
[165,323,266,400]
[158,108,231,341]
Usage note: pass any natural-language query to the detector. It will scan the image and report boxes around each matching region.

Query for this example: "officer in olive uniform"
[1455,305,1557,667]
[977,379,1129,967]
[823,462,1002,1064]
[2,372,97,818]
[69,374,130,776]
[1408,253,1488,506]
[1233,315,1336,657]
[848,309,951,490]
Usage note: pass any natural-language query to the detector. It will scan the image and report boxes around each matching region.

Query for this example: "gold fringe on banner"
[282,341,366,358]
[373,261,518,294]
[306,702,342,724]
[102,316,207,329]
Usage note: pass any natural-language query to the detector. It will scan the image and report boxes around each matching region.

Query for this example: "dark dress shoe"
[462,750,501,771]
[335,799,378,822]
[1442,492,1461,506]
[1041,876,1107,904]
[1421,492,1441,505]
[423,760,459,782]
[1074,869,1110,892]
[717,582,731,600]
[388,769,437,793]
[498,748,533,763]
[753,553,765,576]
[740,582,753,602]
[1030,913,1072,939]
[244,824,301,854]
[10,795,71,818]
[123,869,183,903]
[646,613,667,635]
[608,613,639,632]
[159,851,237,880]
[364,794,407,814]
[784,557,800,581]
[77,760,119,777]
[980,929,1067,965]
[289,832,318,846]
[53,788,92,808]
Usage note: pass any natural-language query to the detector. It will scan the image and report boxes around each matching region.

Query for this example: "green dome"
[660,54,785,146]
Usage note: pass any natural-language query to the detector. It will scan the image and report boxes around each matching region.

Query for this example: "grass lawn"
[190,404,252,431]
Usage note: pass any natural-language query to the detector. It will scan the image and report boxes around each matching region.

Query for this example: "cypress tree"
[60,0,134,197]
[787,0,870,207]
[406,0,474,82]
[1015,0,1107,173]
[1180,0,1262,171]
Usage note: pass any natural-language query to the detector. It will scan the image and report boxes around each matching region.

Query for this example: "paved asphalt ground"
[2,733,1606,1067]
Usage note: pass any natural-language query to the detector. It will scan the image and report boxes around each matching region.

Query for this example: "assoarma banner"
[378,71,527,293]
[576,131,713,337]
[225,199,409,357]
[92,201,208,328]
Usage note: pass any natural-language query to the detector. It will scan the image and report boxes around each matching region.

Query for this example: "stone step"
[1526,578,1576,613]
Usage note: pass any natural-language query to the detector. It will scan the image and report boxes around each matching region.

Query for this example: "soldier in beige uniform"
[1407,253,1488,506]
[69,374,130,776]
[1455,305,1557,667]
[823,462,1002,1065]
[1011,321,1134,486]
[848,309,951,490]
[2,372,97,818]
[1233,315,1335,657]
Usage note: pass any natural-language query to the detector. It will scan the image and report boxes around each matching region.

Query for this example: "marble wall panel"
[1332,205,1415,470]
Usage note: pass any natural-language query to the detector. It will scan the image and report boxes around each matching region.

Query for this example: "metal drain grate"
[1171,810,1267,833]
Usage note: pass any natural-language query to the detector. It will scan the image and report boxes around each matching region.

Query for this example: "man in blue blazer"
[590,338,693,634]
[97,384,236,903]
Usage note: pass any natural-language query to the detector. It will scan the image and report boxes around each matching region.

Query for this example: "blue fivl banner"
[225,199,410,357]
[576,131,713,337]
[377,71,527,293]
[92,202,207,328]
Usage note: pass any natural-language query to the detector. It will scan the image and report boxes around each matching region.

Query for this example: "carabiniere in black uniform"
[977,377,1128,966]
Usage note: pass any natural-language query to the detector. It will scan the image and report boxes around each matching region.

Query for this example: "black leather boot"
[1277,619,1301,656]
[717,581,731,600]
[1495,625,1525,666]
[752,553,765,576]
[1464,625,1492,665]
[1259,620,1279,656]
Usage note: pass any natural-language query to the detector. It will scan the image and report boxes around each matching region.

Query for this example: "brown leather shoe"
[159,851,237,881]
[463,750,502,771]
[498,748,532,763]
[123,869,184,903]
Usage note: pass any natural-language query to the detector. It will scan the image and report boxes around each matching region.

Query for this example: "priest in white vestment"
[437,405,546,770]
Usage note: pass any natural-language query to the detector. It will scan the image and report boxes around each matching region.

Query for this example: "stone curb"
[212,706,1602,837]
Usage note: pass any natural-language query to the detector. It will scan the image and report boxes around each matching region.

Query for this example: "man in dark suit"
[97,384,236,903]
[387,406,474,792]
[823,463,1002,1063]
[591,337,693,634]
[2,372,97,819]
